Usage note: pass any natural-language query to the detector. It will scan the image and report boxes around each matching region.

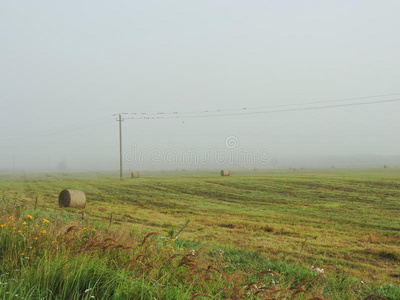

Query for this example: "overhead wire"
[2,116,113,141]
[123,98,400,120]
[122,92,400,116]
[3,92,400,141]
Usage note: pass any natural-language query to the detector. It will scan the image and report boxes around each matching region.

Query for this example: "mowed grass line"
[1,169,399,282]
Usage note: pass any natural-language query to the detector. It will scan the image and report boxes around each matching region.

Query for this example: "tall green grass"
[1,205,400,299]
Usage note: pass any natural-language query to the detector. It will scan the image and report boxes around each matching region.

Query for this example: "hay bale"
[131,171,140,178]
[58,189,86,208]
[221,170,230,176]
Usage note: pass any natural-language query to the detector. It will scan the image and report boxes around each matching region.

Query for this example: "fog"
[1,1,399,173]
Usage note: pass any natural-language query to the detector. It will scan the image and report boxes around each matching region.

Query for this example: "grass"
[0,168,399,299]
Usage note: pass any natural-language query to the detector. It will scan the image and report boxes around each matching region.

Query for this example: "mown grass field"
[1,168,400,299]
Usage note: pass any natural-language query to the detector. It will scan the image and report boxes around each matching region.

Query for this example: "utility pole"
[118,114,123,179]
[114,113,127,179]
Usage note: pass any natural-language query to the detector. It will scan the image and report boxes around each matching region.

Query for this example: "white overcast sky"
[0,1,399,170]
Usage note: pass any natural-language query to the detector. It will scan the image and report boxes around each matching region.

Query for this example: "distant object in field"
[131,171,140,178]
[59,189,86,208]
[384,164,389,169]
[221,170,230,176]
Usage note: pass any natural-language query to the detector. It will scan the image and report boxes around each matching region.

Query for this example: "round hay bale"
[221,170,230,176]
[58,189,86,208]
[131,171,140,178]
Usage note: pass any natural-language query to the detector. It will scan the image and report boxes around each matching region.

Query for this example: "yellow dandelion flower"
[8,216,14,221]
[34,237,38,240]
[17,230,22,233]
[91,229,96,232]
[41,219,50,224]
[20,253,25,256]
[40,230,47,235]
[26,214,33,220]
[179,248,184,251]
[82,228,87,231]
[22,222,27,225]
[0,224,5,228]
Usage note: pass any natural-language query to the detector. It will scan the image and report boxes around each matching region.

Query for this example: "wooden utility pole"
[118,114,123,179]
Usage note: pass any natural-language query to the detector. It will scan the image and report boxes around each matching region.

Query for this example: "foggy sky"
[1,1,399,171]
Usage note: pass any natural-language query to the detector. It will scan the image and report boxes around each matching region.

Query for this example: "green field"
[1,168,400,299]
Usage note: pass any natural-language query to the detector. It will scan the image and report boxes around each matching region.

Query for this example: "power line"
[2,117,113,141]
[123,92,400,116]
[123,98,400,120]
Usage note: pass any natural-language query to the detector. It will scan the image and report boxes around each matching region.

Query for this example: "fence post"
[174,220,190,239]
